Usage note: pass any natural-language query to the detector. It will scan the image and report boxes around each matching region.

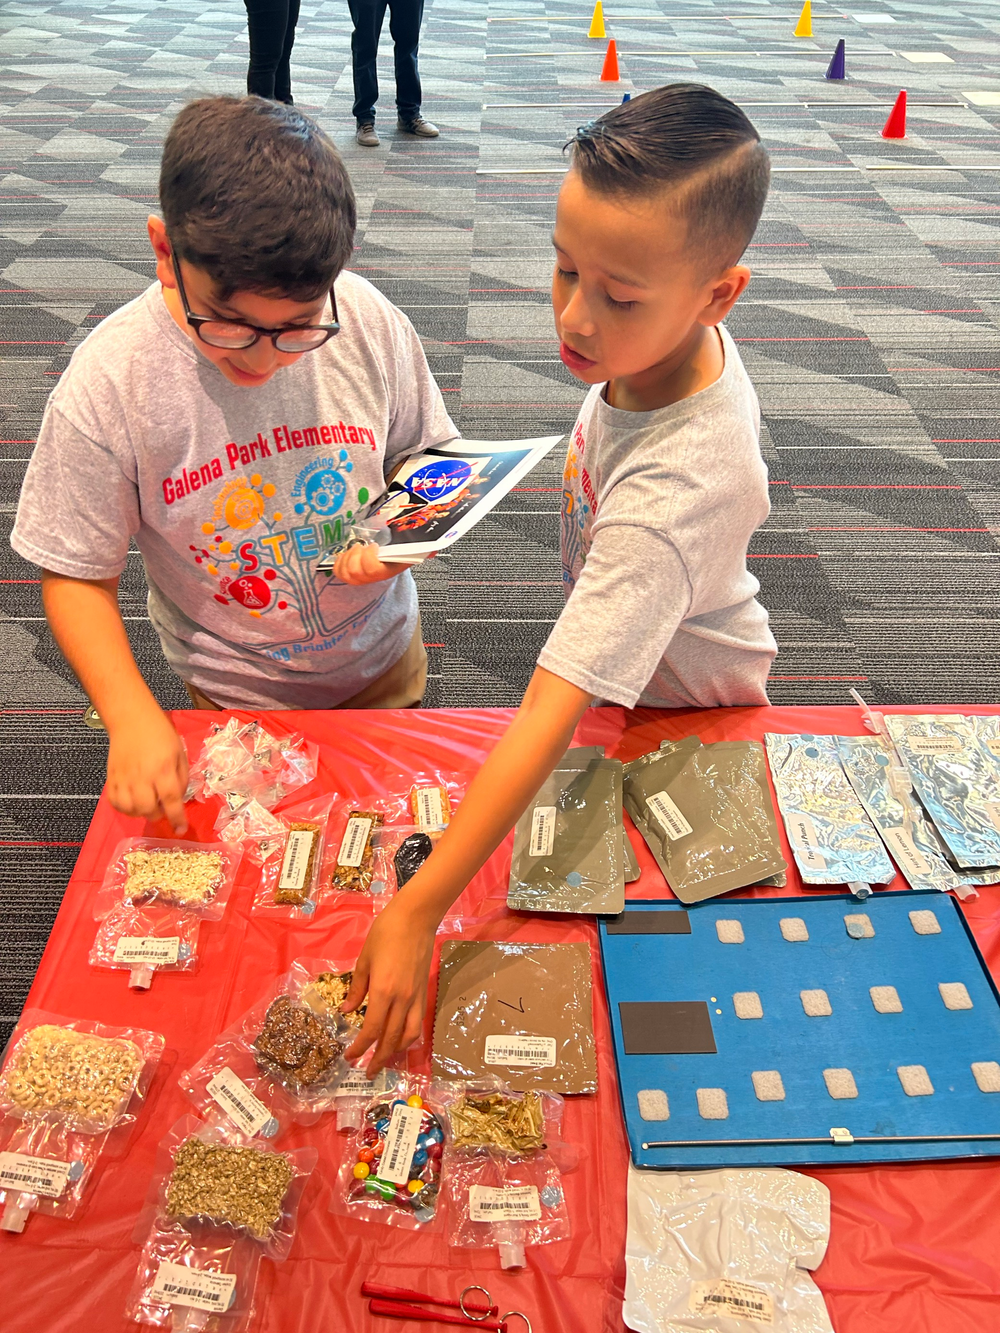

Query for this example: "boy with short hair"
[11,96,456,831]
[337,84,778,1068]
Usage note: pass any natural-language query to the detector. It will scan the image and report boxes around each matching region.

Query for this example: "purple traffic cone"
[825,39,845,80]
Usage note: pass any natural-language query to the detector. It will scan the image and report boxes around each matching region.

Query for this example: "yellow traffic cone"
[794,0,812,37]
[588,1,606,39]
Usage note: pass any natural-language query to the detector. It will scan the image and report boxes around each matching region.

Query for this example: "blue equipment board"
[598,892,1000,1169]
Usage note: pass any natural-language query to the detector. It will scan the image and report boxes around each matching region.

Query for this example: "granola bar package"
[89,900,201,990]
[406,772,465,833]
[0,1010,164,1233]
[127,1115,316,1330]
[327,800,393,895]
[95,837,242,923]
[251,796,335,918]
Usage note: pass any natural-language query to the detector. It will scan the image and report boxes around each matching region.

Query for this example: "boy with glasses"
[11,96,455,832]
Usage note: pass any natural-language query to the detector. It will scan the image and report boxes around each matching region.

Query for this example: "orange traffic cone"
[881,90,907,139]
[601,38,619,81]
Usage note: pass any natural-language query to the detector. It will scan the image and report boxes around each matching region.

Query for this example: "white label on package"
[415,786,446,831]
[278,828,314,891]
[908,735,962,756]
[529,805,557,857]
[379,1103,423,1184]
[150,1262,237,1314]
[881,826,932,879]
[112,936,180,966]
[689,1279,774,1326]
[484,1034,557,1068]
[789,813,828,871]
[0,1151,72,1198]
[334,1066,376,1100]
[206,1066,272,1137]
[469,1184,542,1222]
[337,816,373,868]
[645,790,693,841]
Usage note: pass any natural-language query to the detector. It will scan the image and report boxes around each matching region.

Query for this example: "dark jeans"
[348,0,424,123]
[243,0,300,103]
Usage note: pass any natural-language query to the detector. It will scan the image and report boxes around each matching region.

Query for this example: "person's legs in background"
[243,0,297,102]
[273,0,301,104]
[350,0,389,144]
[389,0,438,137]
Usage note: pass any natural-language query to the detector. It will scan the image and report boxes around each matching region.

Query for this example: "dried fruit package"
[95,837,242,923]
[0,1010,164,1233]
[436,1076,571,1270]
[127,1115,316,1331]
[89,900,201,990]
[179,958,359,1136]
[251,796,335,918]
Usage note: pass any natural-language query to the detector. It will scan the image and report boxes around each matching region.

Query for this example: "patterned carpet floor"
[1,0,1000,1035]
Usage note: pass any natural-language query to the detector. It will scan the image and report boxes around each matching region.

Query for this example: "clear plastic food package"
[335,1077,445,1230]
[185,717,318,810]
[0,1010,164,1233]
[508,745,625,915]
[251,796,335,918]
[438,1077,570,1270]
[96,837,242,923]
[127,1115,316,1332]
[407,771,464,833]
[328,801,390,895]
[366,823,436,913]
[89,899,201,990]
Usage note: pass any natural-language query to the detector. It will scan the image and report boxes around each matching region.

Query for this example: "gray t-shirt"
[537,326,776,709]
[12,272,456,708]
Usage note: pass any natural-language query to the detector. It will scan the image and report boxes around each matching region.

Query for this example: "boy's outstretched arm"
[343,665,594,1073]
[41,571,189,832]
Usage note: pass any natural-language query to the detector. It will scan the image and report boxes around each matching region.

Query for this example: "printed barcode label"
[484,1035,557,1068]
[206,1066,272,1137]
[908,735,962,756]
[415,786,446,832]
[689,1279,774,1326]
[529,805,557,858]
[788,813,828,872]
[334,1067,376,1099]
[112,936,180,965]
[378,1103,423,1184]
[0,1151,72,1198]
[645,790,693,841]
[150,1261,237,1314]
[881,826,932,879]
[468,1184,541,1222]
[337,816,373,868]
[278,829,315,892]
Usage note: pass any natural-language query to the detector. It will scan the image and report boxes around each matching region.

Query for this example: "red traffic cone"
[600,39,620,82]
[881,90,907,139]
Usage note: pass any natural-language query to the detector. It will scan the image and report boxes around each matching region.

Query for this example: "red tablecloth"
[3,703,1000,1333]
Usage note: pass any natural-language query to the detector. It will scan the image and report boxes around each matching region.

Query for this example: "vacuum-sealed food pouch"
[329,803,387,894]
[764,733,895,890]
[96,837,242,923]
[251,796,334,918]
[179,958,352,1134]
[127,1115,316,1331]
[624,740,787,904]
[362,824,436,914]
[508,746,625,915]
[884,713,1000,870]
[437,1078,570,1270]
[335,1077,445,1230]
[89,900,201,990]
[0,1010,164,1232]
[432,940,597,1095]
[185,717,317,810]
[838,735,986,897]
[407,771,465,832]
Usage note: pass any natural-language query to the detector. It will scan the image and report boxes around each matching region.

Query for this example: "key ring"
[500,1313,533,1333]
[459,1286,494,1322]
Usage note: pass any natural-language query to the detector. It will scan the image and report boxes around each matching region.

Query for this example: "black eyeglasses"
[172,256,340,353]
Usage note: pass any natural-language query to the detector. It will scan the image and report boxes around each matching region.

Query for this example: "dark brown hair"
[567,83,770,270]
[159,96,357,300]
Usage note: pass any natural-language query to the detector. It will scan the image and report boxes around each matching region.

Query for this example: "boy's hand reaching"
[333,541,416,586]
[107,703,189,833]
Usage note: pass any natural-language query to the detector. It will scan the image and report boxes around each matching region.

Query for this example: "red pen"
[361,1283,498,1318]
[368,1298,507,1330]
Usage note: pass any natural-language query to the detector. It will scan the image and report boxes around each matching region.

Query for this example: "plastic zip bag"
[127,1115,316,1331]
[89,900,201,990]
[95,837,242,923]
[0,1010,164,1233]
[334,1077,445,1230]
[251,796,335,918]
[185,717,317,810]
[764,733,894,894]
[437,1078,570,1270]
[507,745,625,915]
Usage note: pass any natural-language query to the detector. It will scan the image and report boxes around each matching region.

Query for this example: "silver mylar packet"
[883,714,1000,870]
[764,732,894,889]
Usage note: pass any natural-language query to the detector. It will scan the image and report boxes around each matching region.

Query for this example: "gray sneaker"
[356,121,380,147]
[397,115,439,138]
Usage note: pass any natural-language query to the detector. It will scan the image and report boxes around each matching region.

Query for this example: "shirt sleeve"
[10,402,140,580]
[537,522,694,707]
[383,315,458,471]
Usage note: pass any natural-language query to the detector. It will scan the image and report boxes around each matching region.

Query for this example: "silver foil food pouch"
[764,733,894,888]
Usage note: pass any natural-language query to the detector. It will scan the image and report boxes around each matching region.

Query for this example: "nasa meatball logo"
[407,459,473,503]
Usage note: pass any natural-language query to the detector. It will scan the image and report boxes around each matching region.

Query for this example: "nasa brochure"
[317,435,563,566]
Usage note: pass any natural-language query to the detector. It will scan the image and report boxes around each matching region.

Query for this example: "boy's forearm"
[394,667,594,925]
[41,571,161,728]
